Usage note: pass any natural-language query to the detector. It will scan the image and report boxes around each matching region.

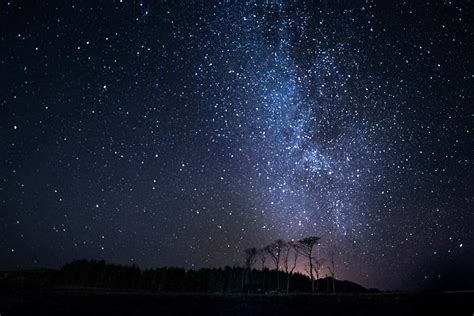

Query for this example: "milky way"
[1,1,472,290]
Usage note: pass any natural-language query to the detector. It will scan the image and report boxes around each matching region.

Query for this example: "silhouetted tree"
[257,247,267,291]
[327,252,336,293]
[266,239,286,291]
[282,241,298,294]
[297,236,321,293]
[311,259,324,292]
[242,247,257,291]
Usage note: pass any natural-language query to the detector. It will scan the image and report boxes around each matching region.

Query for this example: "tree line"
[53,259,315,293]
[50,235,344,294]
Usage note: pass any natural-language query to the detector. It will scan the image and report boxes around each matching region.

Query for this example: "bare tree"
[257,247,267,292]
[242,247,257,291]
[282,241,298,294]
[327,252,336,293]
[265,239,286,292]
[296,236,321,293]
[312,259,324,292]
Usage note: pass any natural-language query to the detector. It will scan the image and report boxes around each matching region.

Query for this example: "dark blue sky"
[1,1,473,290]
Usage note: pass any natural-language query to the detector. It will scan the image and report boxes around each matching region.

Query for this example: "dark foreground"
[1,290,473,316]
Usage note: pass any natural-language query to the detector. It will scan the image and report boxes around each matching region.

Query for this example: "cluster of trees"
[54,259,314,293]
[242,236,337,294]
[51,235,338,294]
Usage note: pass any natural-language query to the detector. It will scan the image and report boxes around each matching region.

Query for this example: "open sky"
[1,1,473,290]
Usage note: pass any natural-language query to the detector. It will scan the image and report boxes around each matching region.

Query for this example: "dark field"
[1,290,473,316]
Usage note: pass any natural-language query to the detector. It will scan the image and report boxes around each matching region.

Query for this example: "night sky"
[1,1,473,290]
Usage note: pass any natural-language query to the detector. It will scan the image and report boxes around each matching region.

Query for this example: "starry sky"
[1,1,473,290]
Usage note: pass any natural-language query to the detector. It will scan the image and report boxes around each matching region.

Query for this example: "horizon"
[3,257,473,293]
[1,1,472,293]
[0,257,381,292]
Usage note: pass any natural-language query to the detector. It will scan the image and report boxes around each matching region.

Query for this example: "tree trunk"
[286,273,290,294]
[246,270,250,293]
[309,250,314,293]
[315,271,319,292]
[276,267,280,292]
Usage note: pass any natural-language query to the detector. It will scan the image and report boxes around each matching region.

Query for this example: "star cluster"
[1,1,472,290]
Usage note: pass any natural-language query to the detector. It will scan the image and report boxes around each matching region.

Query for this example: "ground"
[1,290,473,316]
